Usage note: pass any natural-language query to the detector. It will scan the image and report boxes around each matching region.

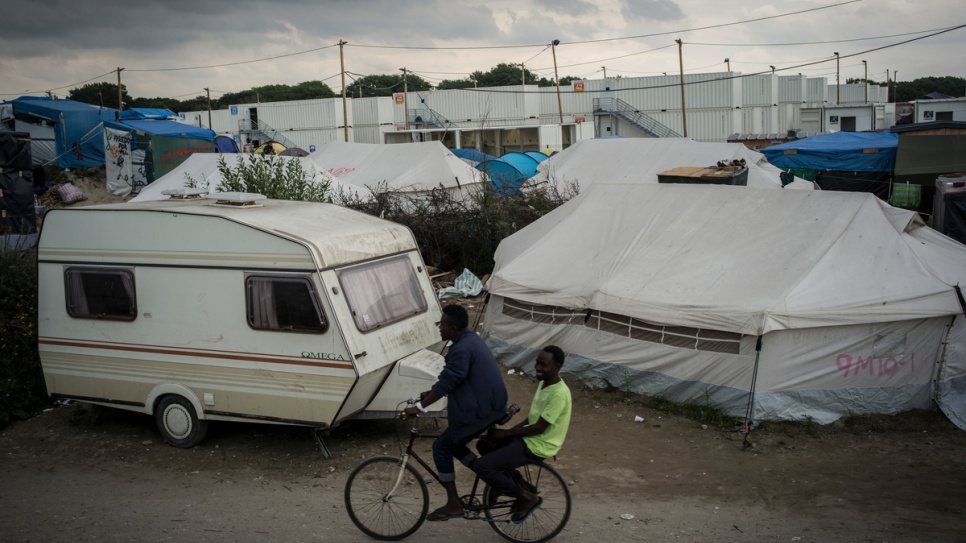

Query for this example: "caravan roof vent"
[208,192,267,207]
[161,188,208,199]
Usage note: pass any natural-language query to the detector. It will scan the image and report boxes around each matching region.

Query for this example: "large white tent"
[530,138,815,191]
[483,183,966,428]
[309,141,483,202]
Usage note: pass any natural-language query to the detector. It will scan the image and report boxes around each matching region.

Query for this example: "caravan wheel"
[156,395,208,448]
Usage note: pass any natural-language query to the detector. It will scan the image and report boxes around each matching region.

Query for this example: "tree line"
[66,69,964,113]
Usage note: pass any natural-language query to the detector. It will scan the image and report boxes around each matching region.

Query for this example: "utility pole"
[204,87,212,129]
[725,58,730,74]
[551,39,563,124]
[339,40,349,142]
[894,71,899,102]
[520,63,526,86]
[400,67,409,130]
[834,52,840,104]
[116,67,125,111]
[676,39,687,138]
[862,60,868,103]
[887,69,891,102]
[602,66,607,79]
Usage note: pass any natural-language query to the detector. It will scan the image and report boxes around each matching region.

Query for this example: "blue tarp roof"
[9,96,118,168]
[120,108,177,120]
[761,131,898,172]
[106,119,214,140]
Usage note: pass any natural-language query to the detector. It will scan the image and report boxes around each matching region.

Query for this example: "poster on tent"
[104,127,135,196]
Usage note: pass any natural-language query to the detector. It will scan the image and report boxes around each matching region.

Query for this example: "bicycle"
[344,399,572,543]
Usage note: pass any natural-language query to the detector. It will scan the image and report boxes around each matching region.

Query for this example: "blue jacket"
[432,328,508,443]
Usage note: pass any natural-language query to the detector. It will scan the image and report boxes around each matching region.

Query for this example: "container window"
[246,275,327,333]
[64,268,137,321]
[337,255,428,332]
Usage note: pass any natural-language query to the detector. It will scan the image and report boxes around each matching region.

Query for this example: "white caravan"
[37,194,445,451]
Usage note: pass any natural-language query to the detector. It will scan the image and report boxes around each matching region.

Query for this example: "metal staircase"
[238,119,300,149]
[593,98,680,138]
[409,106,458,131]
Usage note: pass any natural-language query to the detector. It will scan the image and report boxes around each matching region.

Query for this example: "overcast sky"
[1,0,964,102]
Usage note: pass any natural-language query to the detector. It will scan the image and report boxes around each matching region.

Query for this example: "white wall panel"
[779,75,808,104]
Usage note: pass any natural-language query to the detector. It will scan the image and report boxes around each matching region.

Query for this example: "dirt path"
[3,365,966,543]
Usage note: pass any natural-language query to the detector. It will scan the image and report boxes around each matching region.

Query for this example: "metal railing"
[593,98,681,138]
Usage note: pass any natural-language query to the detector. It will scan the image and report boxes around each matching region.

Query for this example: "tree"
[894,76,965,102]
[436,78,476,90]
[68,82,133,108]
[346,74,431,97]
[470,63,539,87]
[215,81,335,107]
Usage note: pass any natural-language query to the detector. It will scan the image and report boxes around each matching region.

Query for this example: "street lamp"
[862,60,868,103]
[725,58,730,73]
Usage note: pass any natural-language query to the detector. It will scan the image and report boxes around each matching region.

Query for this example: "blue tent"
[524,151,549,164]
[499,152,541,179]
[761,131,898,172]
[477,160,526,196]
[451,148,496,165]
[214,135,240,153]
[9,96,117,169]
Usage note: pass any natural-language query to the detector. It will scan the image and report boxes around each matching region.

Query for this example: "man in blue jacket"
[402,304,508,521]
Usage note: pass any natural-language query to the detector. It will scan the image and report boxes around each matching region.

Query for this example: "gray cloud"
[621,0,683,22]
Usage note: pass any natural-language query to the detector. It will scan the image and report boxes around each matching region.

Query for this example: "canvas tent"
[483,183,966,429]
[308,141,482,201]
[7,97,117,169]
[530,138,814,191]
[103,119,214,196]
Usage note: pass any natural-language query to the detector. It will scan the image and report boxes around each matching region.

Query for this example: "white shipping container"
[779,75,808,104]
[807,78,829,104]
[258,98,348,131]
[742,75,778,107]
[352,97,393,126]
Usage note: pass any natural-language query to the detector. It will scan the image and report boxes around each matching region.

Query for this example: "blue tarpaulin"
[761,131,898,172]
[8,96,117,169]
[106,119,214,140]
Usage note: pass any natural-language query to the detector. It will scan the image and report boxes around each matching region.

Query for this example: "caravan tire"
[156,395,208,448]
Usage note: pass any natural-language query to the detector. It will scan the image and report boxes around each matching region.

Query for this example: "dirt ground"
[9,179,966,542]
[3,361,966,543]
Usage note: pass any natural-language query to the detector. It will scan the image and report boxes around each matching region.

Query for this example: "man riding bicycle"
[401,304,508,521]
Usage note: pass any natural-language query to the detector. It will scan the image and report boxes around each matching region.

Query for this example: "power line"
[127,44,340,72]
[0,69,117,97]
[686,25,962,47]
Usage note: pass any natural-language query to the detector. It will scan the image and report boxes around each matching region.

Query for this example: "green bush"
[336,180,575,275]
[0,243,46,428]
[187,155,331,202]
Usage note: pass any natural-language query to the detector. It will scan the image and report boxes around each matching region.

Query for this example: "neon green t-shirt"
[522,379,572,458]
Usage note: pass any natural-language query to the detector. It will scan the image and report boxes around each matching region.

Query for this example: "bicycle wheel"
[344,456,429,541]
[483,461,572,543]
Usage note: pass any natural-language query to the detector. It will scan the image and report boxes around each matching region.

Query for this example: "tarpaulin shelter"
[483,183,966,428]
[761,131,899,199]
[530,137,814,191]
[892,121,966,219]
[6,97,117,169]
[103,119,214,195]
[450,148,496,166]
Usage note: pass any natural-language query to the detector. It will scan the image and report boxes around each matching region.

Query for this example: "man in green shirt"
[473,345,572,523]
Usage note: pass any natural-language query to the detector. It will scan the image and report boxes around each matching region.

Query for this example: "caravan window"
[64,268,137,321]
[337,255,428,332]
[246,275,327,333]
